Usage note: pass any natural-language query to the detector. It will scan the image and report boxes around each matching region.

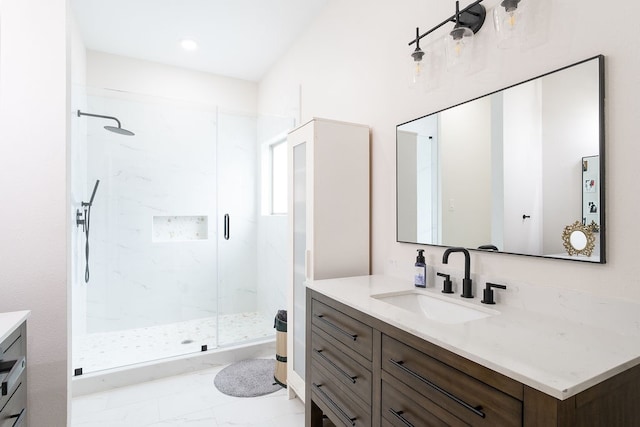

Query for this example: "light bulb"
[414,61,423,79]
[501,8,522,31]
[454,40,463,56]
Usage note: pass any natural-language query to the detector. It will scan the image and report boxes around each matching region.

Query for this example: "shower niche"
[152,216,209,241]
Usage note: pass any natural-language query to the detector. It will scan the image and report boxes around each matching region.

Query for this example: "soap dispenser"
[414,249,427,288]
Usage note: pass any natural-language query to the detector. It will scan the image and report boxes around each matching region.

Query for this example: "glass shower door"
[216,111,274,347]
[72,92,220,374]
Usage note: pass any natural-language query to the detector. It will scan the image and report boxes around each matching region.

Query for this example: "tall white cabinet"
[287,118,370,402]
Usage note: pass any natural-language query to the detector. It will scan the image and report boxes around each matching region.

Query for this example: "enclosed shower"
[71,90,289,375]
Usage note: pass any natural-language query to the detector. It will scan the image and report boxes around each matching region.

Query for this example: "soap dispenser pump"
[414,249,427,288]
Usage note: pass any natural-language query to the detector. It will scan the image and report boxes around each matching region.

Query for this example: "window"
[261,136,288,215]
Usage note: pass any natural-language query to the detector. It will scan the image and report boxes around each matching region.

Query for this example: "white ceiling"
[71,0,328,82]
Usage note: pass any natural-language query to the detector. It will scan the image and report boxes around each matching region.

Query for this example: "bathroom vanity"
[305,276,640,426]
[0,311,29,427]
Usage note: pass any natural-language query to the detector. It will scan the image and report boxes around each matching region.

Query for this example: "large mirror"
[397,55,605,263]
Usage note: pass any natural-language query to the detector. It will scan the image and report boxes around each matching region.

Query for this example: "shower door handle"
[224,214,230,240]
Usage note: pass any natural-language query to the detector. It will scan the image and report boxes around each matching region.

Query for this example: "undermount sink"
[371,290,498,324]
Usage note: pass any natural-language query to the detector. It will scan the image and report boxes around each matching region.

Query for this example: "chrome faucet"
[442,247,473,298]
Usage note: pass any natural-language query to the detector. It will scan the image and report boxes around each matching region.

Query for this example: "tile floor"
[72,361,304,426]
[74,312,275,373]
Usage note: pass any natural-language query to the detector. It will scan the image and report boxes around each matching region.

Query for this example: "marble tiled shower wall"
[79,94,258,334]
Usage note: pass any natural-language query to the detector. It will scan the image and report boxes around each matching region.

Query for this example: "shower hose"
[84,205,92,283]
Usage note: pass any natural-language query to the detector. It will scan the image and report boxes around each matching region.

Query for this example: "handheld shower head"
[81,179,100,208]
[88,179,100,206]
[77,110,135,136]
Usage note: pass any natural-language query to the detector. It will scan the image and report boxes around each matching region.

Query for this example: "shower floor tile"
[73,312,275,374]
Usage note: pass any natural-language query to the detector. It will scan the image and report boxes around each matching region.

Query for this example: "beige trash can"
[274,310,287,387]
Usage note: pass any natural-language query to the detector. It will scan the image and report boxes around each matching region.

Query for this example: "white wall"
[86,51,258,113]
[259,0,640,301]
[440,98,492,247]
[0,0,69,425]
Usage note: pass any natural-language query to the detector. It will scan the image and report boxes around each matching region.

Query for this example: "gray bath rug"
[214,358,282,397]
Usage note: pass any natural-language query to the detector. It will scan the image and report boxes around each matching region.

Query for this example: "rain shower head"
[104,125,135,136]
[77,110,135,136]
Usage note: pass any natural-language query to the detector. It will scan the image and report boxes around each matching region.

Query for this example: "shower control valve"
[76,209,86,231]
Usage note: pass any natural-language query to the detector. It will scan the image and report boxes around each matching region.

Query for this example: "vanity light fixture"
[408,0,486,73]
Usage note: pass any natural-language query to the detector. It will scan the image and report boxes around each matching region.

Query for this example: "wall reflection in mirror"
[397,55,605,263]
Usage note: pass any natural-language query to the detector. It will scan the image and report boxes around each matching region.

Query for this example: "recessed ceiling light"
[180,39,198,51]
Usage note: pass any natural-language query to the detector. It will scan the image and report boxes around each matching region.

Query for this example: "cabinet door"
[289,126,312,401]
[293,141,307,381]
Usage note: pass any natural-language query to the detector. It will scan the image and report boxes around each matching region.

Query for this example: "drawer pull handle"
[0,357,26,396]
[9,408,26,427]
[314,315,358,341]
[388,409,414,427]
[314,349,357,384]
[312,383,357,426]
[389,359,485,418]
[223,214,230,240]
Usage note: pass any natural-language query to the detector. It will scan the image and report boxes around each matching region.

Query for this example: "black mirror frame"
[396,55,606,264]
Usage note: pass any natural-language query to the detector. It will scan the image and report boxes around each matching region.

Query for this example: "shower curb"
[72,338,275,397]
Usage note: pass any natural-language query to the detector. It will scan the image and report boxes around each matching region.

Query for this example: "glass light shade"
[493,3,525,48]
[409,55,426,88]
[445,27,474,70]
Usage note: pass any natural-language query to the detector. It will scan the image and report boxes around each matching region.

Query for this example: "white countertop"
[0,311,30,343]
[307,275,640,400]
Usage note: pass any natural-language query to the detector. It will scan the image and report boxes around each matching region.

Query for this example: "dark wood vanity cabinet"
[306,289,640,427]
[0,321,27,427]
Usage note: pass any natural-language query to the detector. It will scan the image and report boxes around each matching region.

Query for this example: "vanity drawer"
[382,375,468,427]
[312,300,372,361]
[0,380,26,427]
[311,332,372,405]
[311,362,371,427]
[382,334,522,427]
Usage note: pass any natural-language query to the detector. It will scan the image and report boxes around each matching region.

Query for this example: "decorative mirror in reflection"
[397,55,605,263]
[562,221,596,258]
